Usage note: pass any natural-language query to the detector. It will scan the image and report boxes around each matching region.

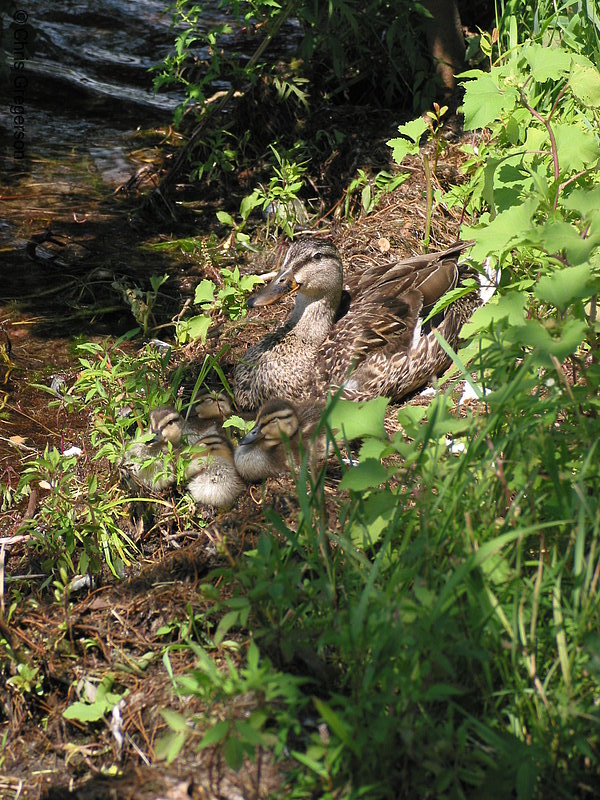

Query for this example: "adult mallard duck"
[233,237,480,410]
[234,399,327,481]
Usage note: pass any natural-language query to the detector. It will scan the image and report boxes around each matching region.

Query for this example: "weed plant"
[157,13,600,799]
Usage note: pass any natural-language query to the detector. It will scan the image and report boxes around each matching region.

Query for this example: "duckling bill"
[234,399,326,482]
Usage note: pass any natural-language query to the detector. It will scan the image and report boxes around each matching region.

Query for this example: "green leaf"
[423,280,478,323]
[534,219,600,266]
[508,318,588,361]
[569,61,600,108]
[199,720,230,749]
[462,74,518,130]
[63,700,106,722]
[159,708,188,733]
[240,191,263,221]
[216,210,235,226]
[234,719,264,746]
[214,610,241,646]
[348,490,397,548]
[535,264,595,311]
[387,117,428,164]
[185,315,212,344]
[313,697,358,755]
[327,396,388,441]
[463,197,539,260]
[194,279,216,305]
[154,729,187,763]
[224,735,245,771]
[523,43,572,81]
[339,459,388,491]
[461,291,527,337]
[517,758,538,800]
[554,123,600,172]
[562,186,600,221]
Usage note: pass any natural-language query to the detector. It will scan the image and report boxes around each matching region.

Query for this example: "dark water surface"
[0,1,194,467]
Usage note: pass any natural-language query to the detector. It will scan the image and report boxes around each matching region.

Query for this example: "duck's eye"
[313,252,323,261]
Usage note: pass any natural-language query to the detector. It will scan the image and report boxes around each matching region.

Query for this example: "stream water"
[0,1,192,475]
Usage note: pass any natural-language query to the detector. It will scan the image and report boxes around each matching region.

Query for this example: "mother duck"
[233,237,480,410]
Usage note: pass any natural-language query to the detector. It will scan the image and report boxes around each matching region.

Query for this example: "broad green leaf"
[523,43,572,81]
[185,314,212,344]
[396,404,428,431]
[535,263,594,310]
[199,721,230,749]
[224,735,244,771]
[240,191,262,221]
[194,279,216,305]
[508,318,588,361]
[463,197,539,260]
[534,219,600,266]
[462,74,517,130]
[159,708,188,733]
[339,459,388,491]
[461,291,527,337]
[154,729,187,763]
[216,210,235,226]
[562,186,600,221]
[387,117,428,164]
[348,491,397,548]
[554,124,600,172]
[358,436,390,460]
[63,700,106,722]
[569,61,600,108]
[327,396,388,442]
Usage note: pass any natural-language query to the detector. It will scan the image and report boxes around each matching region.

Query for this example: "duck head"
[149,406,184,446]
[193,390,234,421]
[248,238,343,309]
[239,399,300,449]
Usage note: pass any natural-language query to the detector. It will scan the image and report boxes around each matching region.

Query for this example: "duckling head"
[248,238,343,309]
[195,430,235,462]
[193,391,233,422]
[149,406,184,447]
[239,399,300,449]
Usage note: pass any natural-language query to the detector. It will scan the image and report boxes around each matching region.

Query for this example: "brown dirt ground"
[0,127,484,799]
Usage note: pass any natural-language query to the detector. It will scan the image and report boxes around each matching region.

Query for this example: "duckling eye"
[313,252,323,261]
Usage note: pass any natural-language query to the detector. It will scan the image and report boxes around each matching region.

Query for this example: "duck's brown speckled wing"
[318,243,473,396]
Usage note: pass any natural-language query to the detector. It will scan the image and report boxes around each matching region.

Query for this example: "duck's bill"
[239,424,263,446]
[247,270,299,308]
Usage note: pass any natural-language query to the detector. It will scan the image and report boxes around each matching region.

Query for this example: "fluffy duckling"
[191,390,234,435]
[120,406,183,492]
[234,399,326,482]
[185,430,246,509]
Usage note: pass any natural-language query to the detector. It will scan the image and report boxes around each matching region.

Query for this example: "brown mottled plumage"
[120,406,185,493]
[234,399,327,481]
[184,430,246,510]
[233,237,479,410]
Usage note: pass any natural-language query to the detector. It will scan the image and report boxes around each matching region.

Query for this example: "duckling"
[185,430,246,509]
[120,406,183,492]
[234,237,480,409]
[234,399,326,481]
[191,390,234,435]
